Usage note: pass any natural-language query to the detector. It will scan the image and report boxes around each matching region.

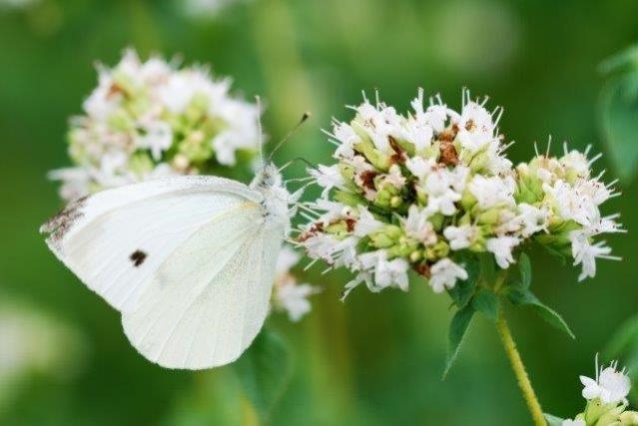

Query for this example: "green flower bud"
[409,250,422,262]
[390,195,403,208]
[428,213,445,231]
[370,225,403,248]
[354,137,392,171]
[334,190,366,207]
[460,189,477,211]
[476,207,501,226]
[584,399,621,425]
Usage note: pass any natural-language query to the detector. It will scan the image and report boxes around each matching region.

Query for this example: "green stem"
[496,309,546,425]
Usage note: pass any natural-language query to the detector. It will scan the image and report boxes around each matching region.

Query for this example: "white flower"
[469,175,515,209]
[302,233,341,262]
[424,104,449,133]
[580,359,631,405]
[370,250,410,291]
[459,100,496,136]
[429,258,468,293]
[561,150,590,178]
[561,419,585,426]
[517,203,549,237]
[451,100,498,153]
[354,207,384,237]
[274,282,317,322]
[575,178,613,206]
[401,118,434,151]
[47,167,92,201]
[403,206,437,245]
[331,237,360,269]
[569,231,616,281]
[309,164,345,197]
[383,164,407,189]
[405,156,436,180]
[422,169,462,216]
[272,247,317,322]
[543,180,591,227]
[443,225,479,250]
[486,236,520,269]
[353,101,401,154]
[332,122,359,158]
[137,120,173,161]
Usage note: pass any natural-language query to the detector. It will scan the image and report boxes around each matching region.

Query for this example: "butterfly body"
[41,163,292,369]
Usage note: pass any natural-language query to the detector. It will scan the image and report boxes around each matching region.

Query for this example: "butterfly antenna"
[267,112,312,163]
[292,156,318,170]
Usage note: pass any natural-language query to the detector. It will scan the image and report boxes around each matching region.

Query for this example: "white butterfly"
[40,163,294,370]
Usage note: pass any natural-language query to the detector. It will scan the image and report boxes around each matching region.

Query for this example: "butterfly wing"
[40,176,262,312]
[121,203,284,369]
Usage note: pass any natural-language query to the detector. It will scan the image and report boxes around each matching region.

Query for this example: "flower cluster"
[272,246,318,322]
[51,49,261,201]
[298,90,621,297]
[562,358,637,426]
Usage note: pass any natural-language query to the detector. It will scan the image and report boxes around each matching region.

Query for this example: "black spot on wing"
[130,250,147,267]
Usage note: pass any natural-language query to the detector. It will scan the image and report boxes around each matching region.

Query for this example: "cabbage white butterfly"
[40,162,295,370]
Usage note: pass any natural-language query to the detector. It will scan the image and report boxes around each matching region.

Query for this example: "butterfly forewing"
[40,176,262,312]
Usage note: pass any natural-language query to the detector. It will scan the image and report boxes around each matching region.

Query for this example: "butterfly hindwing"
[121,202,284,369]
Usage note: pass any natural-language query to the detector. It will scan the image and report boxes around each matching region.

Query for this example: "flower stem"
[496,309,546,425]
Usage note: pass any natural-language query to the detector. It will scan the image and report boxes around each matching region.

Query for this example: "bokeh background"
[1,0,637,424]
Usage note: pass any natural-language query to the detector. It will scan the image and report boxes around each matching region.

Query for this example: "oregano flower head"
[51,48,261,201]
[298,89,622,298]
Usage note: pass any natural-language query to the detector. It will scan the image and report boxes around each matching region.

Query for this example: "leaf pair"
[443,254,575,378]
[504,255,575,340]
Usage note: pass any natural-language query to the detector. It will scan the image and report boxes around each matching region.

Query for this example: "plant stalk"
[496,309,546,425]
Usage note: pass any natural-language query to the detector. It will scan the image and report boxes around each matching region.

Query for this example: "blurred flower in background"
[272,245,319,322]
[180,0,254,19]
[51,49,262,201]
[0,0,38,11]
[0,296,86,411]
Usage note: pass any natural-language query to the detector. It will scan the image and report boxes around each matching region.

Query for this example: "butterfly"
[40,163,295,370]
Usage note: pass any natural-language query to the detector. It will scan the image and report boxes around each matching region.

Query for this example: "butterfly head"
[251,163,283,190]
[251,163,292,229]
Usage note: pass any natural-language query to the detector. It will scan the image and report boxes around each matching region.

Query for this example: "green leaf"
[443,304,475,379]
[544,413,565,426]
[599,72,638,182]
[603,313,638,358]
[472,290,499,323]
[507,288,575,339]
[518,253,532,290]
[447,258,479,309]
[479,253,497,284]
[233,329,292,420]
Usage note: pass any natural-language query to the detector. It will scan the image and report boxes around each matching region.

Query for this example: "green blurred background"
[1,0,637,424]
